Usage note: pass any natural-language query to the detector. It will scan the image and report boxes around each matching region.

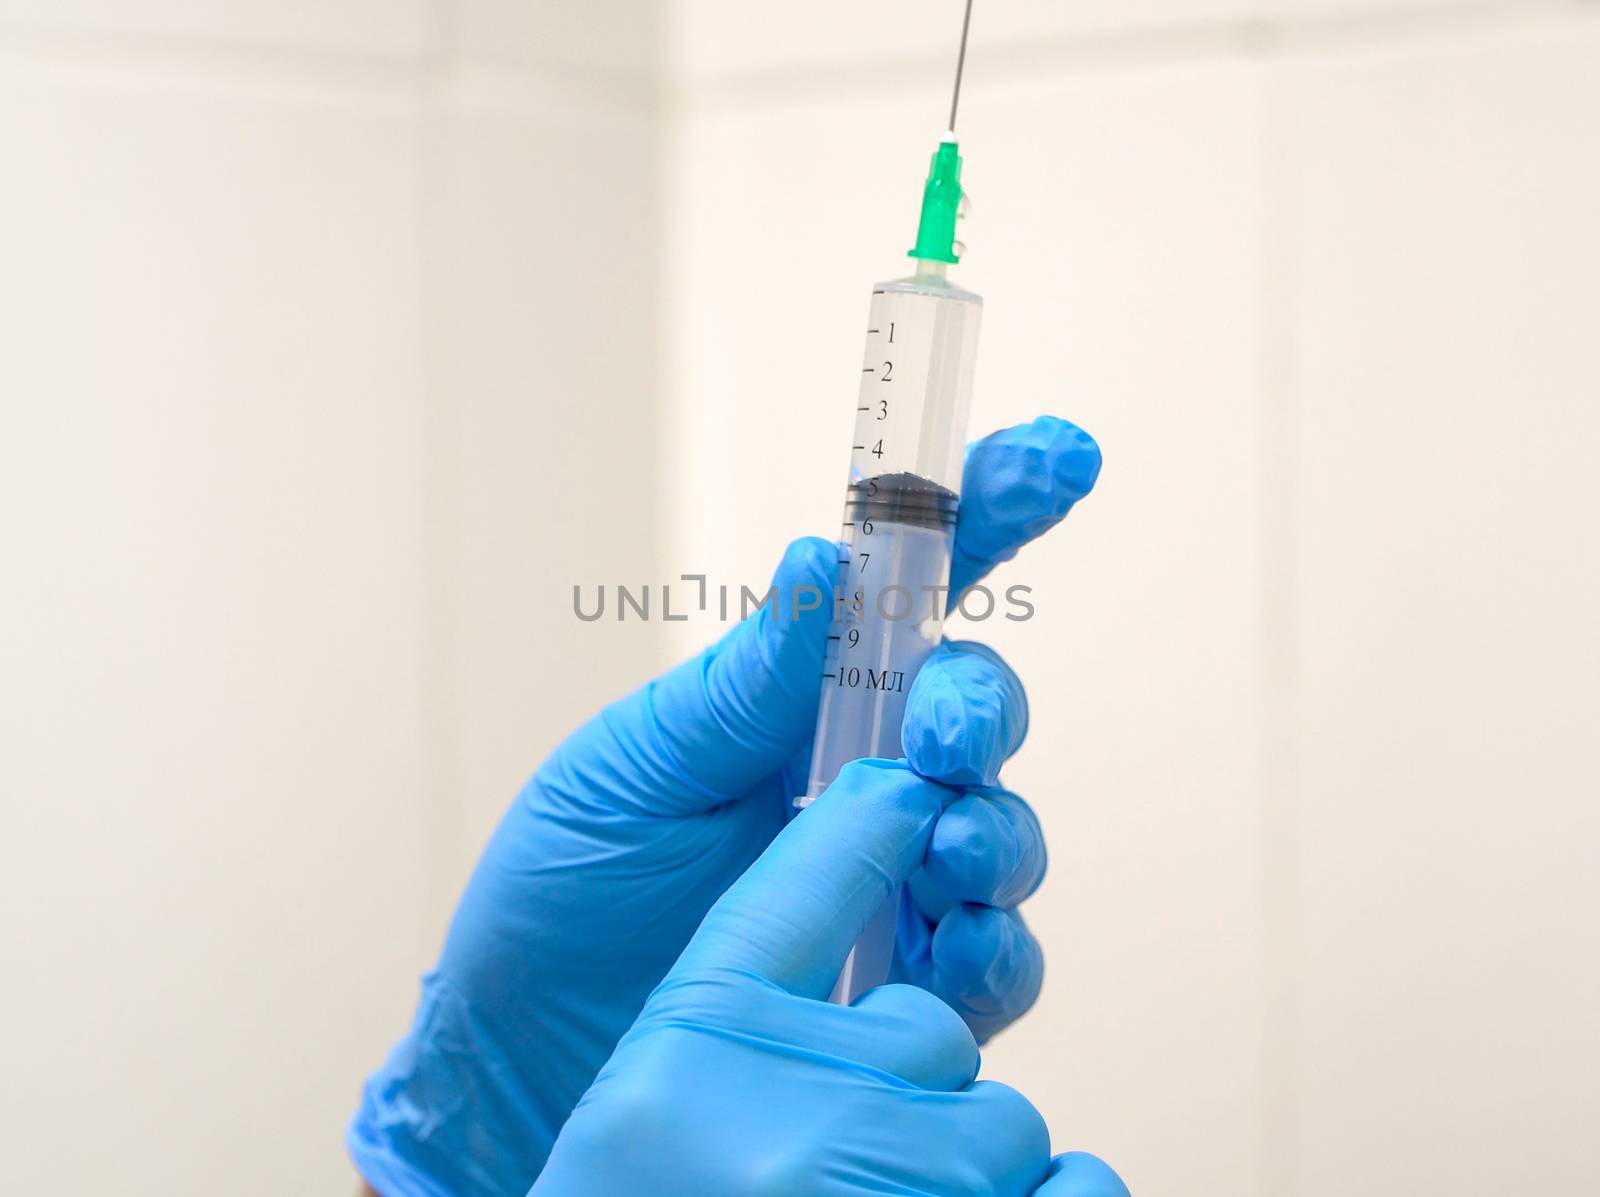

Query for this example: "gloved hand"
[534,759,1128,1197]
[349,416,1102,1197]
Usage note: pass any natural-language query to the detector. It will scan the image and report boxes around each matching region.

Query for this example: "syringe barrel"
[802,266,982,1003]
[844,266,982,496]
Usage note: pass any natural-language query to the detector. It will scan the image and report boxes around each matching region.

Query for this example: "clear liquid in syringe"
[804,470,958,806]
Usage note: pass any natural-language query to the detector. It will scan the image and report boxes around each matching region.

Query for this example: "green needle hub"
[908,139,964,265]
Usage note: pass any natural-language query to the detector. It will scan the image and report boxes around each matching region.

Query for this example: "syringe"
[798,0,984,1004]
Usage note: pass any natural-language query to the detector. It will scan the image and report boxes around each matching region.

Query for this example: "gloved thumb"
[673,759,958,998]
[557,536,836,816]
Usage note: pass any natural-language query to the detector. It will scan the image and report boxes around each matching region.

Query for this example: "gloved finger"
[1033,1152,1131,1197]
[551,536,836,816]
[949,416,1101,606]
[929,904,1045,1043]
[902,641,1028,788]
[921,787,1047,912]
[673,759,957,998]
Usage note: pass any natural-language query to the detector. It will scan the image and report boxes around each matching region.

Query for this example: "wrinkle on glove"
[348,975,553,1197]
[903,640,1029,787]
[950,415,1101,602]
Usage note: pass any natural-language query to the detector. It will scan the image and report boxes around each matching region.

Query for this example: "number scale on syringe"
[803,282,982,809]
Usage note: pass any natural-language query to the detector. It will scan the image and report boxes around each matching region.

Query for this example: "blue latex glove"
[350,417,1102,1197]
[534,760,1127,1197]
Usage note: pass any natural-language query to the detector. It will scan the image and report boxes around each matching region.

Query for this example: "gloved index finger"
[948,415,1101,606]
[672,759,957,999]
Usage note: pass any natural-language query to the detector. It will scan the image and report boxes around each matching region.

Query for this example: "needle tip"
[946,0,975,135]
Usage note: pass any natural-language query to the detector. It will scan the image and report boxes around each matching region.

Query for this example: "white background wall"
[1,3,663,1192]
[2,2,1597,1194]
